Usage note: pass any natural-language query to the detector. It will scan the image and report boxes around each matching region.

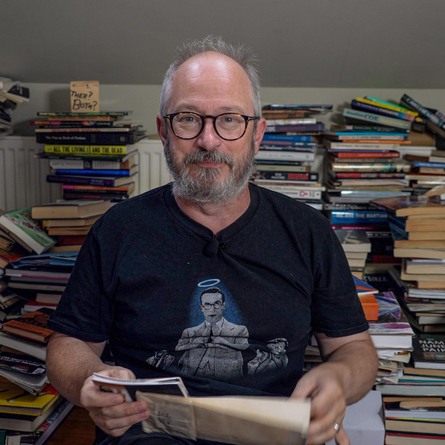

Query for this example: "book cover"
[367,291,414,350]
[370,195,445,217]
[0,209,56,255]
[412,334,445,370]
[137,392,310,445]
[91,373,189,401]
[2,307,55,344]
[401,94,445,134]
[342,108,412,130]
[0,397,68,433]
[334,229,372,253]
[31,200,111,219]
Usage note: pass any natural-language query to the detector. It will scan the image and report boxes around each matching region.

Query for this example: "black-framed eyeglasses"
[163,112,259,141]
[201,300,224,310]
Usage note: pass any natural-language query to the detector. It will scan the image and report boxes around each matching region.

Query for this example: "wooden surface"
[46,406,96,445]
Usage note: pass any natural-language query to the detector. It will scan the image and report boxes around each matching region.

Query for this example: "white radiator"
[0,136,171,212]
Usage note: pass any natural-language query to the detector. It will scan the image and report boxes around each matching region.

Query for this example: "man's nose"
[196,118,221,147]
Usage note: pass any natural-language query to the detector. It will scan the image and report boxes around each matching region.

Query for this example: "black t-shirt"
[49,183,368,397]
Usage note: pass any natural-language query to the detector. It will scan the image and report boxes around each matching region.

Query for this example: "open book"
[92,374,310,445]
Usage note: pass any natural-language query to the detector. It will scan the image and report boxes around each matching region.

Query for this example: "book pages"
[138,392,310,445]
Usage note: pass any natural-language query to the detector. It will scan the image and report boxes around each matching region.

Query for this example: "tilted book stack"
[322,96,420,270]
[398,94,445,195]
[370,195,445,333]
[252,104,329,211]
[33,111,146,202]
[30,199,111,252]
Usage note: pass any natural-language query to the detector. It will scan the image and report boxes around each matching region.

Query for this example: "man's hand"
[291,365,349,445]
[80,367,150,437]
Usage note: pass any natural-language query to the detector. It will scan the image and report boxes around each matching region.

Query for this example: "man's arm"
[292,331,378,445]
[46,332,108,405]
[46,332,149,437]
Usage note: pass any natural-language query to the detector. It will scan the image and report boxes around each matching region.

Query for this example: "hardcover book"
[0,209,56,255]
[31,200,111,220]
[2,307,55,344]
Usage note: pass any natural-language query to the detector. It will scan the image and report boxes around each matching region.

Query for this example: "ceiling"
[2,0,445,89]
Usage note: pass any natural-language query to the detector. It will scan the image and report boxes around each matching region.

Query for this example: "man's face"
[158,52,266,204]
[200,292,225,324]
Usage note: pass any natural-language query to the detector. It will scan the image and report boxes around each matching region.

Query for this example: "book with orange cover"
[1,307,55,344]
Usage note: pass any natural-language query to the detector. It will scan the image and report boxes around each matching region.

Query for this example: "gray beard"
[164,138,256,204]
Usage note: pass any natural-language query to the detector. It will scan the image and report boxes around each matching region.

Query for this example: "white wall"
[10,83,445,136]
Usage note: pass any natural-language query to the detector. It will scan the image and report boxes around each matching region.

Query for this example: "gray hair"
[159,35,262,117]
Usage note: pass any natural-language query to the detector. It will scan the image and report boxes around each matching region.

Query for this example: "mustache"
[183,150,235,168]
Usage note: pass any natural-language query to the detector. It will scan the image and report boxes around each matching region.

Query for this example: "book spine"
[63,192,127,201]
[361,96,418,115]
[325,142,402,150]
[53,169,131,176]
[331,151,400,159]
[49,159,126,170]
[333,172,406,179]
[412,161,445,169]
[261,188,322,199]
[342,108,412,130]
[36,132,137,145]
[265,122,325,132]
[351,99,415,121]
[43,145,128,155]
[254,171,319,181]
[401,94,445,132]
[46,174,119,187]
[61,184,131,191]
[261,133,315,142]
[255,151,315,161]
[330,162,410,172]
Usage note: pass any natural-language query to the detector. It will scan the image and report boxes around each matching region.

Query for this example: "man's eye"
[178,114,199,124]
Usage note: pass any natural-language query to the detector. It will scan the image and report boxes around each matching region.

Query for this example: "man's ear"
[253,118,267,155]
[157,114,167,145]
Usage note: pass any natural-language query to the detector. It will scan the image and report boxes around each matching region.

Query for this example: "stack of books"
[322,96,420,270]
[378,333,445,444]
[334,228,372,278]
[398,94,445,196]
[33,111,145,202]
[371,195,445,333]
[0,306,73,443]
[2,252,76,308]
[0,76,30,135]
[252,104,329,210]
[31,199,111,252]
[323,96,414,208]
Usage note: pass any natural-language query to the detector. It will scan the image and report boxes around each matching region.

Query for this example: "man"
[46,35,378,445]
[176,287,249,380]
